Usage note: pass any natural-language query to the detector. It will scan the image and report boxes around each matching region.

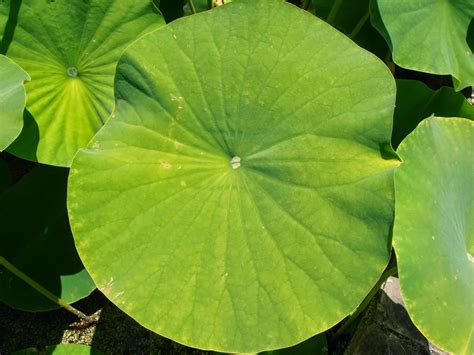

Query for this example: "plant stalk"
[349,7,370,39]
[187,0,197,14]
[0,256,91,321]
[302,0,312,10]
[326,0,343,24]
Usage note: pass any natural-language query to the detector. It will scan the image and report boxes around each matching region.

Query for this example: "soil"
[0,291,210,354]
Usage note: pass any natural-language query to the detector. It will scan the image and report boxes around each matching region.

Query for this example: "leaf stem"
[384,48,392,64]
[0,256,91,321]
[335,264,398,336]
[349,7,370,39]
[302,0,312,10]
[326,0,343,25]
[187,0,197,14]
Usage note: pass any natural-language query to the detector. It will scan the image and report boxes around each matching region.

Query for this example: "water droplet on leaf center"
[230,156,241,169]
[67,67,78,78]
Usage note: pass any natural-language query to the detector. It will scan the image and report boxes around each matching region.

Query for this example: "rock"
[344,277,448,355]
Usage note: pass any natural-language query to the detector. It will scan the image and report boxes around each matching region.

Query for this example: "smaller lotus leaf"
[6,0,164,166]
[394,117,473,354]
[393,79,474,148]
[0,165,95,311]
[375,0,474,90]
[0,55,29,151]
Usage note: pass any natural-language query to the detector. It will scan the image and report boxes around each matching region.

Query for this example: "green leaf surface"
[393,79,474,148]
[0,55,29,151]
[262,333,328,354]
[376,0,474,90]
[0,165,95,312]
[68,0,398,351]
[6,0,164,167]
[394,117,474,354]
[369,0,390,50]
[13,344,103,355]
[215,333,328,355]
[0,0,8,39]
[0,0,10,37]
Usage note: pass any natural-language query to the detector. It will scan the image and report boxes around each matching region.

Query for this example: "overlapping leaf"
[6,0,164,166]
[0,165,95,311]
[0,55,29,151]
[68,0,398,351]
[394,117,473,354]
[375,0,474,90]
[393,79,474,148]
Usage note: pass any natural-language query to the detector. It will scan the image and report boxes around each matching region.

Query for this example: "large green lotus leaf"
[5,0,164,167]
[312,0,389,59]
[376,0,474,90]
[68,0,398,351]
[13,344,103,355]
[0,55,29,151]
[0,165,95,311]
[394,117,473,354]
[392,79,474,148]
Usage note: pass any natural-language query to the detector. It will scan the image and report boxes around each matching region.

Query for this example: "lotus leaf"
[375,0,474,90]
[6,0,164,166]
[68,0,398,351]
[394,116,473,354]
[0,55,29,151]
[393,79,474,148]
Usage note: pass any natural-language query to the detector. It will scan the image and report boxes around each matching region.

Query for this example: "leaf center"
[67,67,78,78]
[230,156,241,169]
